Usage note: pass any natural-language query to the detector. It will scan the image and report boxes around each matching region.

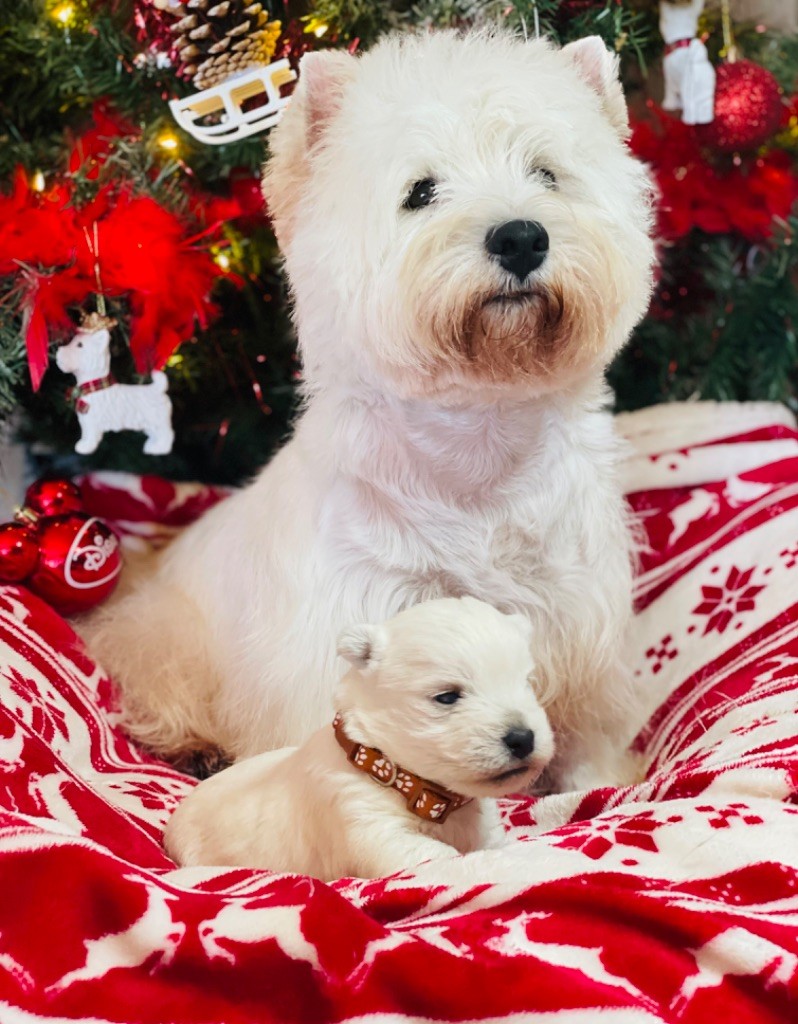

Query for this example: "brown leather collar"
[333,713,471,824]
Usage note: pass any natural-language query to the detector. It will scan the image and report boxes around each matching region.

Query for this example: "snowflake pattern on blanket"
[1,406,798,1023]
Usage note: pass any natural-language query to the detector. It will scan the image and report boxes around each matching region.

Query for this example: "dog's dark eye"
[433,690,461,706]
[530,167,557,189]
[403,178,437,211]
[77,342,83,348]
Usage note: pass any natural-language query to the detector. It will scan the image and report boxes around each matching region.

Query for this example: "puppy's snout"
[485,220,549,282]
[502,726,535,760]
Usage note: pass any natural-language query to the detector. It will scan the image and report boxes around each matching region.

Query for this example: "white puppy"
[164,598,554,880]
[83,29,655,791]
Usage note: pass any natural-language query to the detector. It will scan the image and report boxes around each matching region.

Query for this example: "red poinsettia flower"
[629,105,798,243]
[0,169,232,386]
[0,169,77,273]
[67,101,139,179]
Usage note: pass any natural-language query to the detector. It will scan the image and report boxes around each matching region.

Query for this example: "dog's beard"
[371,214,639,401]
[419,275,610,392]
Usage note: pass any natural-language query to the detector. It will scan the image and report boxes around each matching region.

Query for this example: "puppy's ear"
[262,50,357,242]
[337,624,388,671]
[297,50,358,146]
[560,36,630,140]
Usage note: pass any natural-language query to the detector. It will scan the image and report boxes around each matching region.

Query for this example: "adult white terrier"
[56,323,174,456]
[164,598,554,880]
[83,29,655,791]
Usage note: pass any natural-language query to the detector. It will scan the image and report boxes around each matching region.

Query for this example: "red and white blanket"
[2,402,798,1023]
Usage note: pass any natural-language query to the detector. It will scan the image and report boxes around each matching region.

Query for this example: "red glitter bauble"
[24,478,84,518]
[697,60,783,153]
[26,513,121,616]
[0,523,39,583]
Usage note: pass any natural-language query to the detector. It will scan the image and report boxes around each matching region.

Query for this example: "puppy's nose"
[485,220,549,281]
[502,727,535,760]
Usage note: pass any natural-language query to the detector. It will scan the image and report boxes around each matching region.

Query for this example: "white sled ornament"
[169,59,296,146]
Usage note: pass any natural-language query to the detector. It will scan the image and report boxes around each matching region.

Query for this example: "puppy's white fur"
[164,598,554,880]
[82,30,655,790]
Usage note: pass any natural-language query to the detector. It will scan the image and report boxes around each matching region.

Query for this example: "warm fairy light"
[31,170,46,192]
[157,132,179,153]
[215,252,231,271]
[52,2,75,25]
[305,17,329,38]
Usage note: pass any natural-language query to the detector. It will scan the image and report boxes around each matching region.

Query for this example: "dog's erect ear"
[262,49,357,242]
[560,36,630,139]
[337,624,388,671]
[295,50,357,147]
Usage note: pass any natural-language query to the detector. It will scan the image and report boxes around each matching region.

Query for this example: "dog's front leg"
[551,730,645,793]
[545,656,647,793]
[75,416,102,455]
[353,826,458,879]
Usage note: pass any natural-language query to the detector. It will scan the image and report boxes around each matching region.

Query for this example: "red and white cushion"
[1,401,798,1023]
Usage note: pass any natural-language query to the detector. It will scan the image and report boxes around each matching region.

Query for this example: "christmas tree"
[1,0,797,485]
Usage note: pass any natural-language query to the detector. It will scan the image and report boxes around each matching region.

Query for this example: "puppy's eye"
[403,178,437,211]
[530,167,557,189]
[433,690,461,706]
[77,342,83,348]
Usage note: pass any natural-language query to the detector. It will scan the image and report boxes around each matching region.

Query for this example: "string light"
[51,2,75,26]
[214,252,231,271]
[156,131,179,153]
[304,17,329,38]
[30,171,46,193]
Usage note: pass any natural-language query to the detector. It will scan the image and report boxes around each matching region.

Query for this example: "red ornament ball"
[0,523,39,583]
[698,60,783,153]
[26,513,121,616]
[25,478,84,518]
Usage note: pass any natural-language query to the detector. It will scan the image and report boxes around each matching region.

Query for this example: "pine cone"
[167,0,282,90]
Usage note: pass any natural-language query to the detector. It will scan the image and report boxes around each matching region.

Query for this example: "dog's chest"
[414,516,548,606]
[320,406,630,670]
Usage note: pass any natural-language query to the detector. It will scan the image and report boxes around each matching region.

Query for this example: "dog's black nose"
[485,220,549,281]
[502,727,535,760]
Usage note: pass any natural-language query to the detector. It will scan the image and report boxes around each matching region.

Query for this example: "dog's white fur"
[164,598,554,880]
[82,30,655,791]
[56,327,174,455]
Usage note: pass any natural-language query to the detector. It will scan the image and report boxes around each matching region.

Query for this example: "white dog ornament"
[56,319,174,457]
[660,0,716,125]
